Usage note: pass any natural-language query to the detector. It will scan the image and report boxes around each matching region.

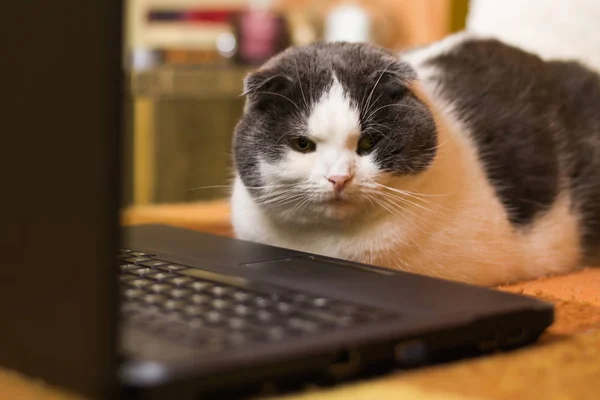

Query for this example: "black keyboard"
[119,249,396,354]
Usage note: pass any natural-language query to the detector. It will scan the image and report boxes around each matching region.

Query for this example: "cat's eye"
[357,136,376,155]
[289,136,316,153]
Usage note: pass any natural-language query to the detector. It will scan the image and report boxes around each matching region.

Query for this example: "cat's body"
[231,33,600,286]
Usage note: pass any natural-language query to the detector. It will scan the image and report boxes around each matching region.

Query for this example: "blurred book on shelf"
[127,0,298,69]
[126,0,464,70]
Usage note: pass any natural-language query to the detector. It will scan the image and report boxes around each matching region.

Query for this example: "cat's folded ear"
[242,69,294,96]
[369,60,417,86]
[369,61,417,100]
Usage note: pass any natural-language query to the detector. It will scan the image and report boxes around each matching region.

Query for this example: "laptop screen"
[1,1,122,398]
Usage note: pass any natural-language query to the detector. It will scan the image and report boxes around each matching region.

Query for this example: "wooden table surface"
[2,201,599,400]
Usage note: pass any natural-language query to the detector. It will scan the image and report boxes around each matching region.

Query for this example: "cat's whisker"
[373,192,443,222]
[368,191,422,220]
[294,59,309,110]
[365,185,436,207]
[375,189,443,210]
[365,103,422,122]
[363,92,384,117]
[378,191,452,221]
[255,192,306,208]
[364,189,449,226]
[422,137,451,153]
[252,191,302,203]
[362,57,398,116]
[364,125,392,141]
[376,191,442,215]
[252,90,303,113]
[366,122,393,131]
[373,182,454,198]
[187,184,294,192]
[186,185,233,192]
[292,196,313,215]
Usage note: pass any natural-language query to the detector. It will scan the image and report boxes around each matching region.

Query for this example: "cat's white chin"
[311,199,362,220]
[267,198,365,225]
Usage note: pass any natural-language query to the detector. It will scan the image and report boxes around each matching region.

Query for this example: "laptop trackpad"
[238,256,432,310]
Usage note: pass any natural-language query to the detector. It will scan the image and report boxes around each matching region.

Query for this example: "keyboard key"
[227,332,251,345]
[211,299,232,310]
[184,305,205,317]
[160,323,188,337]
[121,302,143,314]
[276,302,294,314]
[339,315,361,326]
[123,289,145,299]
[266,326,287,341]
[164,300,186,311]
[232,291,251,302]
[288,317,319,332]
[312,298,329,307]
[198,339,226,353]
[209,286,233,296]
[303,309,346,325]
[149,283,173,293]
[128,278,153,289]
[254,296,271,308]
[120,274,137,283]
[146,272,177,281]
[123,257,152,264]
[129,268,153,276]
[190,294,210,304]
[170,289,192,298]
[256,310,274,323]
[234,305,251,317]
[139,260,168,268]
[205,311,225,325]
[130,252,152,257]
[187,318,206,329]
[143,294,167,304]
[188,281,213,291]
[169,277,194,286]
[291,293,309,303]
[228,317,246,330]
[120,264,142,271]
[157,264,186,273]
[139,305,162,315]
[269,293,287,302]
[330,304,360,316]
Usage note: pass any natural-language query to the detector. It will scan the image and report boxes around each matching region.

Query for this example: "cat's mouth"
[322,191,351,204]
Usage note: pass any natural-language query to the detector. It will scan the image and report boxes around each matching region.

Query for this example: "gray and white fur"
[230,33,600,286]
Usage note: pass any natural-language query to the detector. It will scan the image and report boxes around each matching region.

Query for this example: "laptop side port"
[394,339,428,367]
[500,329,530,349]
[327,348,362,378]
[477,336,498,353]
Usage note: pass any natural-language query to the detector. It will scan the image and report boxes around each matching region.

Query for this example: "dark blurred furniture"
[127,66,251,205]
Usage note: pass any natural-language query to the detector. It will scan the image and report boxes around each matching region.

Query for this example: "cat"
[230,33,600,286]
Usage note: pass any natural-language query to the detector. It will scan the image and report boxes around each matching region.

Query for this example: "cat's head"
[233,42,437,223]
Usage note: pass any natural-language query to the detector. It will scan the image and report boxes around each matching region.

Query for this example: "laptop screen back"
[0,1,122,398]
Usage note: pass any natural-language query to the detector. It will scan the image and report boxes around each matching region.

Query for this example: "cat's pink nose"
[327,175,352,192]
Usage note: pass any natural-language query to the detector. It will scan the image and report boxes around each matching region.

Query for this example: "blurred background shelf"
[128,66,250,206]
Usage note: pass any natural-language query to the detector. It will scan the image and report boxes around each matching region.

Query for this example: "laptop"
[1,1,553,399]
